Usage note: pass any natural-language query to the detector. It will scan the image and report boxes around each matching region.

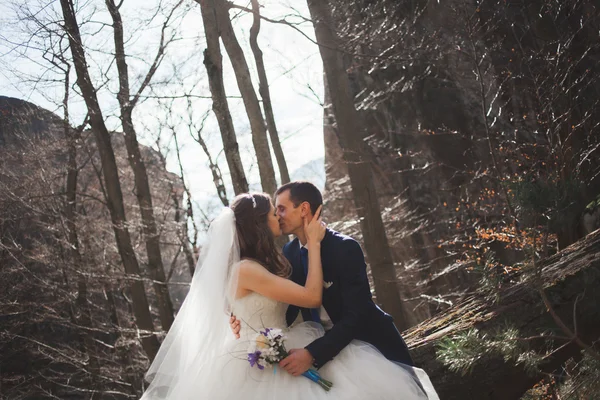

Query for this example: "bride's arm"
[238,246,321,308]
[238,207,325,308]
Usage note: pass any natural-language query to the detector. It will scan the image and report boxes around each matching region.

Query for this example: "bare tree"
[154,119,198,277]
[28,20,104,380]
[59,0,160,360]
[248,0,290,184]
[50,43,102,383]
[197,0,249,195]
[210,0,278,194]
[306,0,409,329]
[105,0,178,331]
[63,116,101,379]
[185,103,230,206]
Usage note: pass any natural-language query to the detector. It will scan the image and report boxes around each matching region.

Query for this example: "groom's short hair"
[275,181,323,215]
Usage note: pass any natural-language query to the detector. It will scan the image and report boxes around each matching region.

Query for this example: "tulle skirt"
[143,322,438,400]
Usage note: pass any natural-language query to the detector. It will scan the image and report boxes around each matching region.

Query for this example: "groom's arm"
[304,239,371,368]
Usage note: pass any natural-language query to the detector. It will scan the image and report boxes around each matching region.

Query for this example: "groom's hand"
[279,349,314,376]
[229,314,241,339]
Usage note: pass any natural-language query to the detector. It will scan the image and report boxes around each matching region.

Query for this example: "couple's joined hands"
[229,206,324,375]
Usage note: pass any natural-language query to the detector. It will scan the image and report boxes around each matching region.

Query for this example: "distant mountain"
[290,157,325,190]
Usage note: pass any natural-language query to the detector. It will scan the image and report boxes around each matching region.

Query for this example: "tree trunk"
[197,0,249,195]
[306,0,409,329]
[106,0,174,331]
[61,73,99,379]
[213,0,278,195]
[59,0,159,360]
[160,129,198,276]
[172,188,197,277]
[404,229,600,400]
[197,132,229,206]
[248,0,290,184]
[65,155,99,375]
[184,111,229,206]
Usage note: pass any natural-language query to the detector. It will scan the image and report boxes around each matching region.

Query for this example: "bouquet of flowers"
[247,328,333,391]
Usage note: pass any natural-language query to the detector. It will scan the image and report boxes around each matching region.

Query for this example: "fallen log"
[405,229,600,400]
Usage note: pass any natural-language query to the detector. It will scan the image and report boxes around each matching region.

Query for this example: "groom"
[231,181,414,375]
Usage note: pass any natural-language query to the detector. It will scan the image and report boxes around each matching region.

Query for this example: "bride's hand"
[304,205,326,245]
[229,314,241,339]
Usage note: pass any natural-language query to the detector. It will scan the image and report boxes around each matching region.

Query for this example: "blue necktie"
[300,247,321,323]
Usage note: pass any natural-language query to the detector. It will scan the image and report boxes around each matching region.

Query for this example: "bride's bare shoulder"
[236,259,270,297]
[238,258,267,275]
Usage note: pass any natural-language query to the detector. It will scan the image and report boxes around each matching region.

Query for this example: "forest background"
[1,1,599,399]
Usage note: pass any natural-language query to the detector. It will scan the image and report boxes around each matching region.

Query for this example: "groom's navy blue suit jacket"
[283,228,414,369]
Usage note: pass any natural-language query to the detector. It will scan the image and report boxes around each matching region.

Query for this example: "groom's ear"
[299,202,311,218]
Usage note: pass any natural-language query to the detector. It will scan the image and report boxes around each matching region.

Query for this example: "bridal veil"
[141,208,239,399]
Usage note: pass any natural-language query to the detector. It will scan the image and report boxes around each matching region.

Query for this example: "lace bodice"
[232,292,288,339]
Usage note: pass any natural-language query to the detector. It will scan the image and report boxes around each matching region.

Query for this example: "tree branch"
[131,0,185,107]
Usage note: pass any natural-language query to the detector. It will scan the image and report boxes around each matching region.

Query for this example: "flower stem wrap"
[302,369,333,391]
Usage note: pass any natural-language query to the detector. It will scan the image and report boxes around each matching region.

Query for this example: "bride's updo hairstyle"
[230,193,291,278]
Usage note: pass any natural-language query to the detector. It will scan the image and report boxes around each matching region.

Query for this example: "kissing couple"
[141,181,438,399]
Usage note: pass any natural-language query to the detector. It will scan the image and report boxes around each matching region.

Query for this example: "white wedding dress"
[152,291,436,400]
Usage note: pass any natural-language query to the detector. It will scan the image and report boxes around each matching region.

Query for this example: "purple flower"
[247,350,264,370]
[260,328,272,337]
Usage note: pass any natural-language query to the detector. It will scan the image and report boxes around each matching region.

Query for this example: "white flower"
[265,328,283,340]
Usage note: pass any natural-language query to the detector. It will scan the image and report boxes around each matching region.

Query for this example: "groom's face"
[275,190,305,236]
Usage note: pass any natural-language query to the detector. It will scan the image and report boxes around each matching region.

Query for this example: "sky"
[0,0,325,222]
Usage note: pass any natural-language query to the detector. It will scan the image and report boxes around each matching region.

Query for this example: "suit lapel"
[319,229,337,322]
[320,229,333,279]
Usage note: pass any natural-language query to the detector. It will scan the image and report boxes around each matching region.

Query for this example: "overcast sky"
[0,0,325,221]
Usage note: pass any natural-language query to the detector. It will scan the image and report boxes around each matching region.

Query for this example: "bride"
[141,193,437,399]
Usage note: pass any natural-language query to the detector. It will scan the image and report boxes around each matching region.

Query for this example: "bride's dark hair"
[231,193,291,278]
